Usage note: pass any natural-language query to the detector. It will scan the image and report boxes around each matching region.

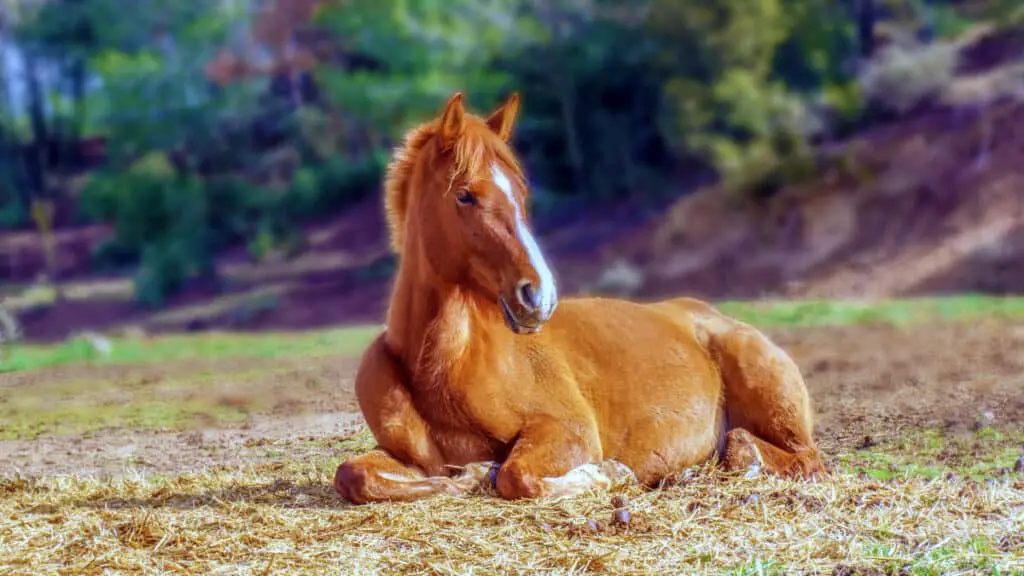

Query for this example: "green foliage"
[314,0,522,144]
[649,0,857,197]
[502,8,671,199]
[0,165,26,229]
[819,82,868,139]
[920,1,978,38]
[79,156,218,306]
[78,148,381,305]
[770,0,860,90]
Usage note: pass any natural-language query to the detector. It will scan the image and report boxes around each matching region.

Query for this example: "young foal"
[334,92,824,504]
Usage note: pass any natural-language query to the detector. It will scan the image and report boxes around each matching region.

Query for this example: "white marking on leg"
[378,471,421,483]
[745,443,765,479]
[374,470,449,498]
[491,163,558,316]
[541,461,636,498]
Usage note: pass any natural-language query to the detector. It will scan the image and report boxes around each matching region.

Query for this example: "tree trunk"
[858,0,876,58]
[24,51,49,198]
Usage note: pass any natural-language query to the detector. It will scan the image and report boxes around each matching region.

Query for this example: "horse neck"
[383,241,498,384]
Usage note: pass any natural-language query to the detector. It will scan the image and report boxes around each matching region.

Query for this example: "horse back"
[541,297,724,409]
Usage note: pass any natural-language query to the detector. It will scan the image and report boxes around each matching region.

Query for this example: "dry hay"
[1,455,1021,575]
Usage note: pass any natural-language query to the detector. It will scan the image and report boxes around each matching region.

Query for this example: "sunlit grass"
[717,294,1024,327]
[835,426,1024,482]
[2,325,381,373]
[0,399,250,441]
[0,359,345,440]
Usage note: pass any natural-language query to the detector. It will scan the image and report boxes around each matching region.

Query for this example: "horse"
[333,92,825,504]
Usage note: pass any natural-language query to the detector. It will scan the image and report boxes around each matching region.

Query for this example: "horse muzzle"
[499,279,557,335]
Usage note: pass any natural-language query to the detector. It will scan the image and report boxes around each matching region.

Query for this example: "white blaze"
[491,163,557,315]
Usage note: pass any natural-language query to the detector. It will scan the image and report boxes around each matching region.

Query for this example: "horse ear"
[439,92,466,146]
[486,92,520,142]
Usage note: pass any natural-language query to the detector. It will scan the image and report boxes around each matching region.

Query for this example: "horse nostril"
[515,279,538,311]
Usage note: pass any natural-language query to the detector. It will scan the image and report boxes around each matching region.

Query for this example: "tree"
[313,0,525,149]
[648,0,859,196]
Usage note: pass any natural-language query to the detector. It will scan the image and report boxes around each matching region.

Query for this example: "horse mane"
[383,116,525,255]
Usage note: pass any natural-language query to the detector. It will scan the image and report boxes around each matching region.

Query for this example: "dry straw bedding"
[1,457,1021,576]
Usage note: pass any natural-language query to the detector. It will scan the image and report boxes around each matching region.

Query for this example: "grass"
[0,358,348,440]
[838,426,1024,483]
[7,295,1024,374]
[716,294,1024,328]
[1,325,381,373]
[0,398,250,442]
[0,433,1020,575]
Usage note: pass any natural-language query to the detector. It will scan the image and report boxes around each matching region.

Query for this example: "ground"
[2,305,1023,574]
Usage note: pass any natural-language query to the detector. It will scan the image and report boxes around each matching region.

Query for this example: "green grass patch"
[717,294,1024,328]
[2,325,381,373]
[0,399,250,441]
[836,426,1024,481]
[0,360,337,439]
[0,367,288,439]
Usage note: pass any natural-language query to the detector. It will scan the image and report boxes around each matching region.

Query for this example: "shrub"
[80,157,248,306]
[858,39,960,117]
[0,161,27,230]
[664,70,823,198]
[78,144,385,305]
[306,153,386,214]
[650,0,860,199]
[133,241,198,307]
[815,81,869,140]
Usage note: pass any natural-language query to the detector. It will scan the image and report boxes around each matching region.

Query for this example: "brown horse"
[333,92,824,504]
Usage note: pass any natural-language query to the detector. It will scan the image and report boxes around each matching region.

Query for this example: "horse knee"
[334,460,372,504]
[630,453,674,488]
[495,461,543,500]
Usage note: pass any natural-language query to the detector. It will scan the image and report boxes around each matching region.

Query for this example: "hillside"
[631,97,1024,301]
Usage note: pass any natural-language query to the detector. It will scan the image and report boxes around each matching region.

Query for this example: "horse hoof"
[450,461,500,493]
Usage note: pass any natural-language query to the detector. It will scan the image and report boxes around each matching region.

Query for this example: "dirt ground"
[3,319,1023,479]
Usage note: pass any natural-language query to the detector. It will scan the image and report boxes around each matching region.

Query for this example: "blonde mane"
[383,117,525,255]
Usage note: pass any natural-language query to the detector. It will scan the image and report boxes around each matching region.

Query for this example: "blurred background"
[2,0,1024,344]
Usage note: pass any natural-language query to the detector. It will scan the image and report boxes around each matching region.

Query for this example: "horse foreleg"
[495,418,637,500]
[336,335,492,504]
[335,450,496,504]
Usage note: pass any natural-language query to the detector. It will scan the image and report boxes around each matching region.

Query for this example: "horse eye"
[456,189,477,206]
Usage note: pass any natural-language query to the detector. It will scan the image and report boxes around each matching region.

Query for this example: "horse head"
[384,92,558,334]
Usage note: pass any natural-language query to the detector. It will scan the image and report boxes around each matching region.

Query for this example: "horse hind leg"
[722,428,824,479]
[707,319,825,479]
